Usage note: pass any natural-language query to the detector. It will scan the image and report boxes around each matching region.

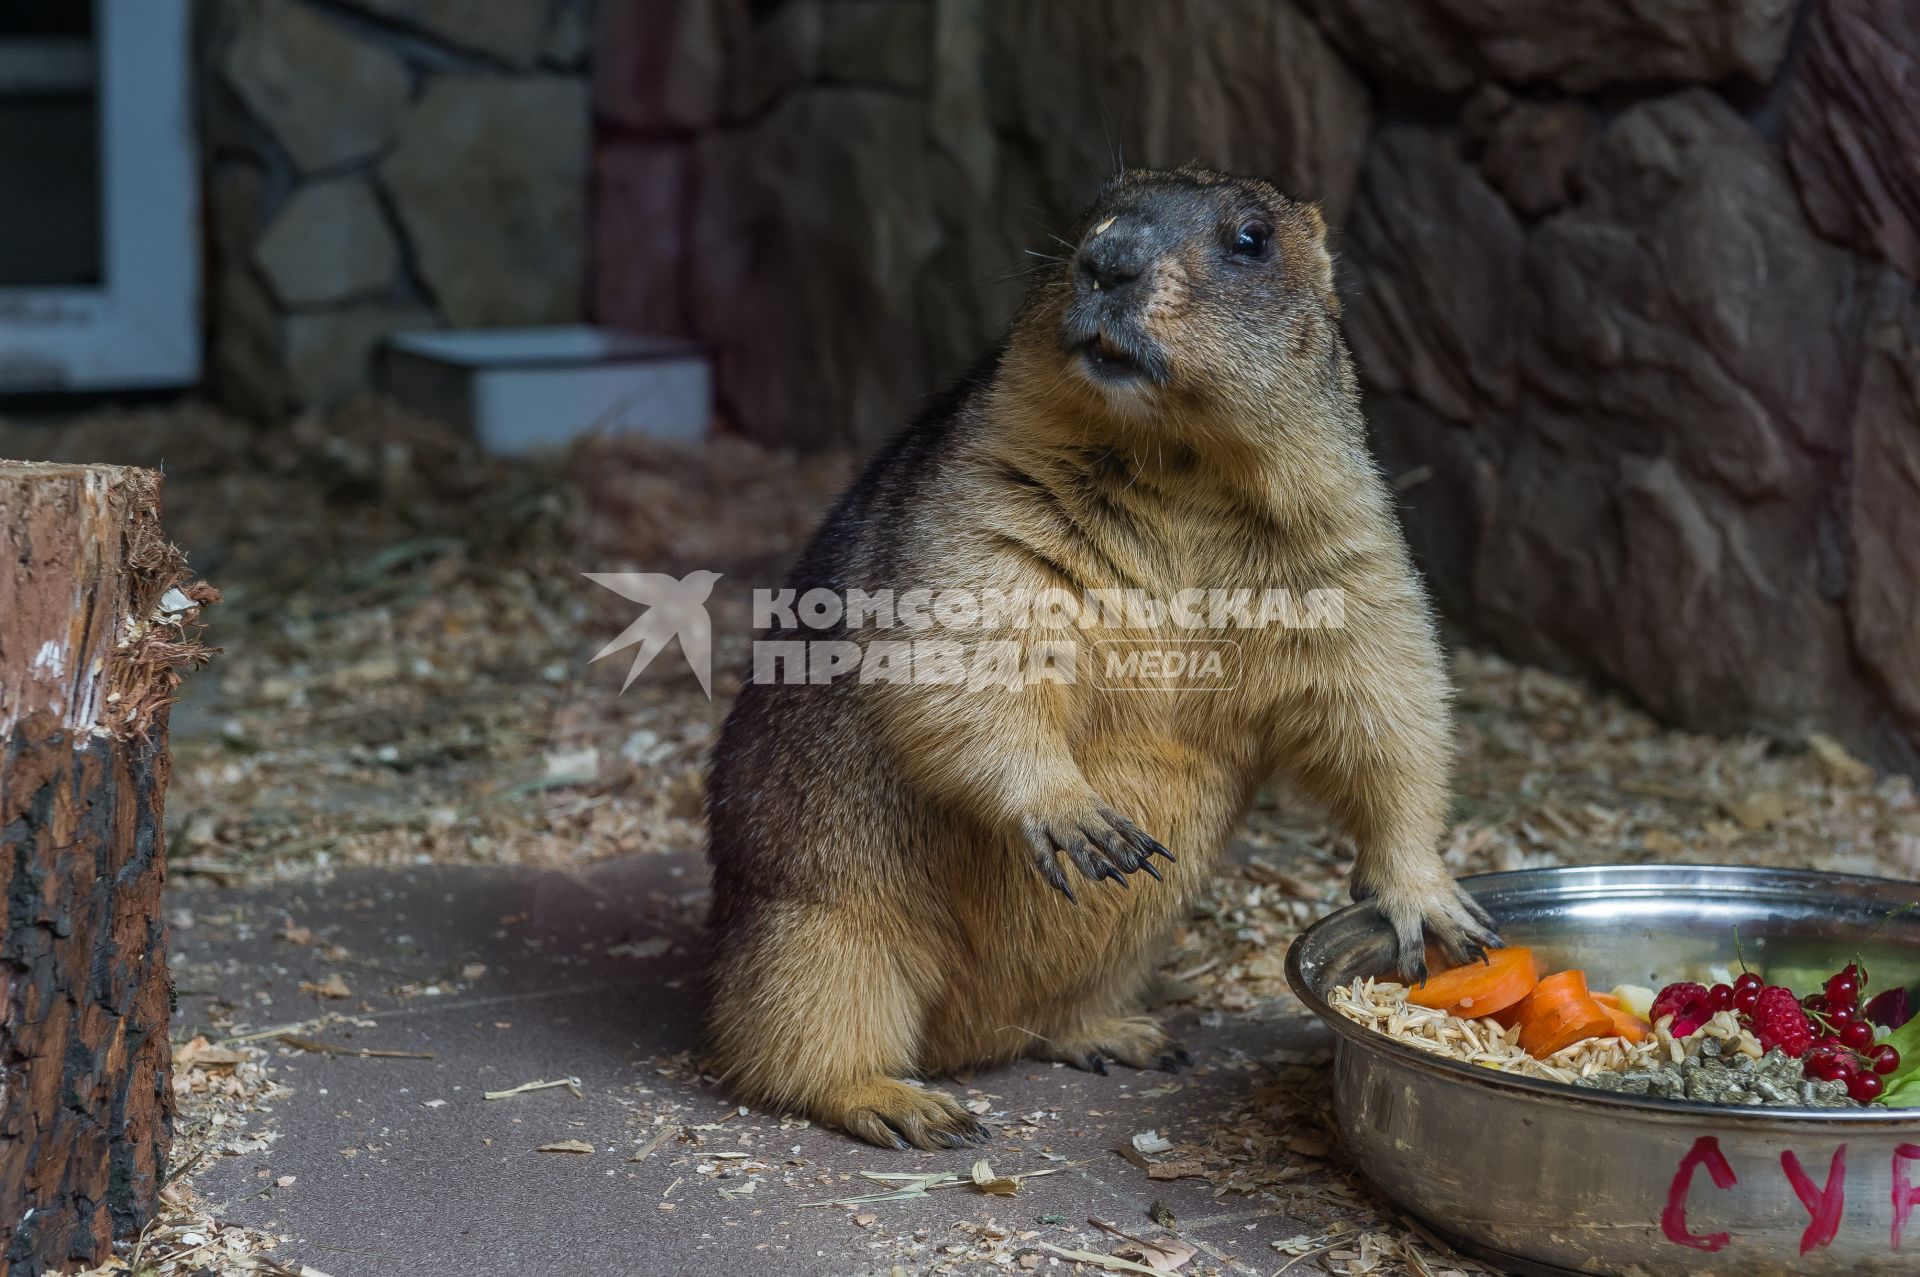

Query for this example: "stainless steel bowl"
[1286,864,1920,1276]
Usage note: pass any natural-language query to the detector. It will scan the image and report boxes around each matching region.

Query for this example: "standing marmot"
[705,168,1496,1150]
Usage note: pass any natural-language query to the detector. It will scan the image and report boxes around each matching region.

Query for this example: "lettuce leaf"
[1875,1013,1920,1106]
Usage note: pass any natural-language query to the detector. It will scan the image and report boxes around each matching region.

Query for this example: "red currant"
[1734,971,1764,994]
[1849,1072,1885,1103]
[1829,1001,1858,1025]
[1805,994,1831,1015]
[1870,1044,1901,1073]
[1733,986,1761,1014]
[1842,1020,1874,1051]
[1827,973,1860,1007]
[1708,983,1735,1012]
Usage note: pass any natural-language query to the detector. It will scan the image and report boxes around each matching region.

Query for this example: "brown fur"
[704,169,1495,1150]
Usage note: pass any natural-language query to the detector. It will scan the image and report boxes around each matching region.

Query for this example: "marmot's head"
[1006,168,1347,432]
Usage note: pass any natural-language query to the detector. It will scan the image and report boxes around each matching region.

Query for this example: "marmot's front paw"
[1021,804,1174,901]
[1351,874,1500,983]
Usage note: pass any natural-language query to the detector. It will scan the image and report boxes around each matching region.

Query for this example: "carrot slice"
[1490,981,1541,1030]
[1517,970,1615,1058]
[1591,992,1622,1010]
[1406,947,1540,1018]
[1601,1005,1650,1044]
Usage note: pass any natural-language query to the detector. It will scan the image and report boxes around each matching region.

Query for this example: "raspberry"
[1652,982,1706,1021]
[1750,985,1815,1058]
[1652,982,1713,1036]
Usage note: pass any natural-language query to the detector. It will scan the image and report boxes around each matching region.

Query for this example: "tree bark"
[0,462,215,1274]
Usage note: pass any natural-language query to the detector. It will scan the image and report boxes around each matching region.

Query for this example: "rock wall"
[595,0,1920,775]
[593,0,1369,448]
[198,0,593,418]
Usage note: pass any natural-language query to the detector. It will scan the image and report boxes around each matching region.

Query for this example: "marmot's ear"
[1299,203,1335,302]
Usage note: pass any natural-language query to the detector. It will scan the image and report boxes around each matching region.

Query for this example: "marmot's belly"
[909,752,1245,1065]
[916,875,1188,1067]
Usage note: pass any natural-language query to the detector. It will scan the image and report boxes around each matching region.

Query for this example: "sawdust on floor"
[12,399,1912,1276]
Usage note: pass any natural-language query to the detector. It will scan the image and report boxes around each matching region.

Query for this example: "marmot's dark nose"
[1076,216,1155,295]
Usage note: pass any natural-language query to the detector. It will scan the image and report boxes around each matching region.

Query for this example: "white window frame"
[0,0,198,392]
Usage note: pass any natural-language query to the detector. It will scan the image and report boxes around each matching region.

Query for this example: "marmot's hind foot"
[1037,1014,1191,1074]
[823,1079,989,1151]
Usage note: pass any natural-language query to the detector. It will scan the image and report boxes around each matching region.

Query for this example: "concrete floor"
[173,854,1349,1276]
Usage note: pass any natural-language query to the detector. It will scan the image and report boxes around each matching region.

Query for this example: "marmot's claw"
[1080,821,1143,874]
[929,1126,982,1150]
[844,1113,912,1151]
[1459,887,1498,932]
[843,1088,991,1151]
[1033,1016,1181,1073]
[1024,806,1172,895]
[1100,807,1175,865]
[1031,842,1077,902]
[1132,827,1176,863]
[1362,877,1503,981]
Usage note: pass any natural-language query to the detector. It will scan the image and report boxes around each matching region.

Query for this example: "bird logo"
[584,570,723,698]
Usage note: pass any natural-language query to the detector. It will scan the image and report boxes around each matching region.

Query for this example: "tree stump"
[0,463,216,1273]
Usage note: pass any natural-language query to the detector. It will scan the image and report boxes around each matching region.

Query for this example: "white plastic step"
[380,325,711,456]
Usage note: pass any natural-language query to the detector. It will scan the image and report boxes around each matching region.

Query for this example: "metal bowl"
[1286,864,1920,1276]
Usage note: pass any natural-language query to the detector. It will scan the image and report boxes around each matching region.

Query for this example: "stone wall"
[595,0,1920,775]
[198,0,593,418]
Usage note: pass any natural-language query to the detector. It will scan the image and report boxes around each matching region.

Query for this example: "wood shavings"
[484,1077,583,1101]
[172,1036,245,1073]
[1036,1242,1167,1274]
[970,1158,1018,1195]
[1144,1159,1207,1181]
[24,405,1912,1277]
[93,1033,295,1277]
[628,1124,680,1162]
[276,1035,433,1060]
[798,1162,1069,1208]
[296,975,351,1000]
[1090,1219,1195,1273]
[1810,733,1875,788]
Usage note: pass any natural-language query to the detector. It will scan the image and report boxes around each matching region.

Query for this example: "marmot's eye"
[1231,220,1272,258]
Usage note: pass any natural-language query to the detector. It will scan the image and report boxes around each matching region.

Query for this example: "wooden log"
[0,462,216,1274]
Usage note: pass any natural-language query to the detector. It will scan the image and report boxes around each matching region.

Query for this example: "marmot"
[705,168,1496,1150]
